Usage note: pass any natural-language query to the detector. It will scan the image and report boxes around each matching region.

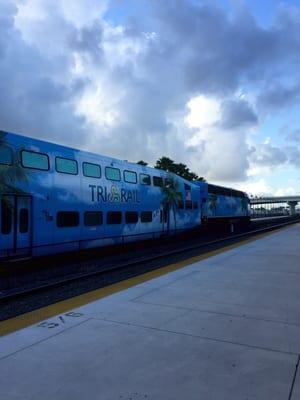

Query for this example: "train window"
[193,202,198,209]
[178,200,184,209]
[19,208,29,233]
[232,190,244,198]
[125,211,138,224]
[164,178,172,187]
[176,193,184,209]
[141,211,152,223]
[105,167,121,181]
[153,176,163,187]
[56,157,78,175]
[185,200,193,209]
[84,211,103,226]
[57,211,79,227]
[208,184,219,195]
[124,170,137,184]
[107,211,122,224]
[83,162,101,178]
[1,200,12,234]
[139,173,151,185]
[21,150,49,171]
[0,146,13,165]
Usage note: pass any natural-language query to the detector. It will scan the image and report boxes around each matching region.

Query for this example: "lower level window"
[57,211,79,227]
[141,211,152,223]
[19,208,29,233]
[125,211,138,224]
[1,200,12,234]
[107,211,122,224]
[185,200,192,209]
[178,200,184,209]
[84,211,103,226]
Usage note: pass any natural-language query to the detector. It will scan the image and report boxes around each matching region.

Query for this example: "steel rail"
[0,217,299,304]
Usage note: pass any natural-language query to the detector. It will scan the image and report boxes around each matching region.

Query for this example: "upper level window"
[124,170,137,184]
[56,157,78,175]
[153,176,163,187]
[139,173,151,185]
[193,201,198,209]
[21,150,49,171]
[165,178,173,187]
[105,166,121,181]
[83,162,101,178]
[0,146,13,165]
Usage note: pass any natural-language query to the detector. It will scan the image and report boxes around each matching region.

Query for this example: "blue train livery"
[0,130,250,260]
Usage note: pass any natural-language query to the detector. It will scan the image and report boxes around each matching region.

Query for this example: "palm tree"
[161,175,182,233]
[155,157,176,173]
[241,197,249,214]
[0,131,29,200]
[209,194,218,215]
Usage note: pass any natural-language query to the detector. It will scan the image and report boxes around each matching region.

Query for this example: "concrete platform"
[1,224,300,399]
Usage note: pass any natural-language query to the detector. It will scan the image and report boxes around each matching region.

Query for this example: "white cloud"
[60,0,108,28]
[274,187,297,196]
[1,0,300,190]
[184,95,253,181]
[239,179,274,196]
[76,83,122,128]
[185,95,220,128]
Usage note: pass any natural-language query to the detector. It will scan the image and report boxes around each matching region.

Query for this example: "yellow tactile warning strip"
[0,226,291,337]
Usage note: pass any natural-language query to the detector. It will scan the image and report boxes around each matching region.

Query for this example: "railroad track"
[0,216,300,320]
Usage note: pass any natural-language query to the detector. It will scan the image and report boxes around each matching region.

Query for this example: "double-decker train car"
[0,130,201,260]
[0,130,250,260]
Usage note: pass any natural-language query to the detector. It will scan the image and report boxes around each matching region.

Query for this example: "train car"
[195,182,250,227]
[0,130,201,260]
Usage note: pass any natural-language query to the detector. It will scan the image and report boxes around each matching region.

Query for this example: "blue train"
[0,130,250,260]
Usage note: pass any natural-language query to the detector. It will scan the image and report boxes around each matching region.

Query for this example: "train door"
[0,195,14,258]
[0,195,32,258]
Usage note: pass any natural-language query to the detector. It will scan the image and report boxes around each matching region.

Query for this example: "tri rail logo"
[89,184,141,203]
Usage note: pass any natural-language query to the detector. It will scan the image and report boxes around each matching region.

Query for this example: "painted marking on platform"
[0,226,292,337]
[37,312,84,330]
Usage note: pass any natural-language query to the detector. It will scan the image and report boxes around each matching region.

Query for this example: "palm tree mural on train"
[241,197,249,214]
[208,193,218,216]
[161,175,182,233]
[0,131,28,199]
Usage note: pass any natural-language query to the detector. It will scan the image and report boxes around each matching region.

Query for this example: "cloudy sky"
[1,0,300,195]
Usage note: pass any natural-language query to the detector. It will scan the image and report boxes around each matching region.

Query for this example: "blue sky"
[1,0,300,195]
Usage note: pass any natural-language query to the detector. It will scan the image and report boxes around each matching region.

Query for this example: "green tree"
[136,160,148,166]
[161,175,182,233]
[155,157,176,173]
[155,157,206,182]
